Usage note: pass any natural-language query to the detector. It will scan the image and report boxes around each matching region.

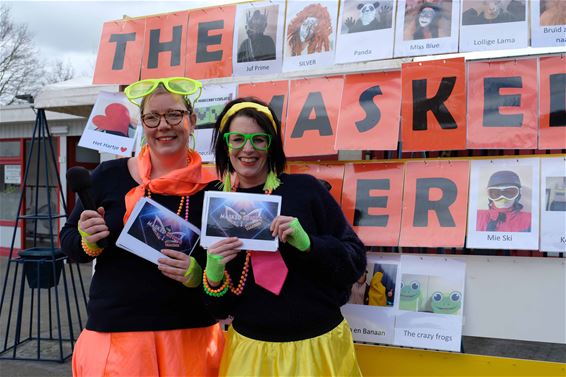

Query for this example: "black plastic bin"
[18,247,65,289]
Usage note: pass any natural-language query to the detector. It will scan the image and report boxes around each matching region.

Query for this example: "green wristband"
[78,224,101,251]
[183,256,203,288]
[205,252,225,283]
[287,218,310,252]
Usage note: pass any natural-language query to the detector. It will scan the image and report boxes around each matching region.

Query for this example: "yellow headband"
[219,102,278,134]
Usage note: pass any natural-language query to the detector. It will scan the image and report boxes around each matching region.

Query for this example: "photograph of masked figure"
[462,0,525,25]
[236,6,277,62]
[540,0,566,26]
[403,0,453,41]
[475,170,531,232]
[286,3,334,56]
[341,0,393,34]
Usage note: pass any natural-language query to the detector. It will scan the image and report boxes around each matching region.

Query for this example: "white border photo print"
[201,191,282,251]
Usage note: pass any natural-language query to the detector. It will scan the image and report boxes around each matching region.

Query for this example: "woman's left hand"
[270,215,296,242]
[271,216,311,252]
[157,249,190,283]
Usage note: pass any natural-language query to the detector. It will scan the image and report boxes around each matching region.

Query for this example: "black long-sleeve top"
[59,158,216,332]
[203,173,367,342]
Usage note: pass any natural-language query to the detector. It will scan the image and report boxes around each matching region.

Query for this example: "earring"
[188,133,196,151]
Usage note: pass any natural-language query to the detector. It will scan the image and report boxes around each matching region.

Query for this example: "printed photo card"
[201,191,282,251]
[117,198,201,264]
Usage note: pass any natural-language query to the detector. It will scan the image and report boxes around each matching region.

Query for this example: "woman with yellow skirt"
[202,98,367,376]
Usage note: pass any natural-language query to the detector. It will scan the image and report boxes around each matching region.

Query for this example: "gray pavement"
[0,256,564,377]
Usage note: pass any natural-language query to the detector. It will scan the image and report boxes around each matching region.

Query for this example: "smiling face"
[418,7,436,27]
[142,91,195,160]
[430,291,462,315]
[228,115,269,188]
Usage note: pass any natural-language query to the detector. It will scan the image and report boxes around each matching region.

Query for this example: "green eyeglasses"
[124,77,202,106]
[224,132,272,151]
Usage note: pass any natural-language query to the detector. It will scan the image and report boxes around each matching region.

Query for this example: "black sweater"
[59,158,216,332]
[203,173,367,342]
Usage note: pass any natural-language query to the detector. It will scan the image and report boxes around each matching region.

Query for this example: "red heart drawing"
[120,147,127,153]
[92,103,131,137]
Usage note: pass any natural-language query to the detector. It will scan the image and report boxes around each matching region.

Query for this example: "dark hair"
[139,84,193,115]
[212,97,286,179]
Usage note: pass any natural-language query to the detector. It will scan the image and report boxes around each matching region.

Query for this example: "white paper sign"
[393,255,466,352]
[193,84,237,163]
[4,165,21,185]
[466,158,540,250]
[335,0,395,63]
[460,0,529,52]
[201,191,281,251]
[282,1,339,72]
[394,0,460,57]
[79,91,140,157]
[540,157,566,252]
[233,1,285,76]
[530,0,566,48]
[341,253,399,345]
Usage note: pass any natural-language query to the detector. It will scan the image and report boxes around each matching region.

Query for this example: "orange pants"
[72,324,225,377]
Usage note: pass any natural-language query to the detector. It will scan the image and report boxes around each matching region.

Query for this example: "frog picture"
[430,291,462,315]
[399,280,422,311]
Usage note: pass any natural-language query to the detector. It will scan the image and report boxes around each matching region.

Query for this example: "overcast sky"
[6,0,242,77]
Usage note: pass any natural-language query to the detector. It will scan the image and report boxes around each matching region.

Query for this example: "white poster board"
[460,0,529,52]
[341,253,399,345]
[466,158,540,250]
[78,91,140,156]
[282,1,339,72]
[335,0,395,64]
[232,1,285,76]
[540,157,566,252]
[193,84,237,163]
[394,255,466,352]
[394,0,460,57]
[530,0,566,48]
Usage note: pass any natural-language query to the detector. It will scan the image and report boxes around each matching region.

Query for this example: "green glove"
[78,224,102,251]
[183,256,202,288]
[287,218,310,252]
[205,252,225,284]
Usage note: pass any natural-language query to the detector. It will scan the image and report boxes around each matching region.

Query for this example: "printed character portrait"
[399,274,463,315]
[348,263,397,306]
[403,0,453,41]
[540,0,566,26]
[341,0,393,34]
[206,197,278,240]
[399,274,426,312]
[90,101,139,138]
[286,3,333,56]
[237,5,278,63]
[127,202,198,254]
[462,0,525,25]
[424,277,462,315]
[475,169,532,232]
[545,177,566,211]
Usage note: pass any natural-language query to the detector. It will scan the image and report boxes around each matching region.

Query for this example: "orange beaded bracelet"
[81,238,103,257]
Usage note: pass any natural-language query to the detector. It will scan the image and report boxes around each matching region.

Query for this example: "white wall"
[462,255,565,344]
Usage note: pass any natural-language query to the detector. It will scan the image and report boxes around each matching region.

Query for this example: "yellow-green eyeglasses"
[124,77,202,106]
[224,132,272,151]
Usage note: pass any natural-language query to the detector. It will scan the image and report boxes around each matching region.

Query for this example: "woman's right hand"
[205,237,242,286]
[78,207,109,243]
[207,237,243,265]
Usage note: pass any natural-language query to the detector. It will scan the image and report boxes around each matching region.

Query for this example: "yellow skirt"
[220,319,362,377]
[72,324,225,377]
